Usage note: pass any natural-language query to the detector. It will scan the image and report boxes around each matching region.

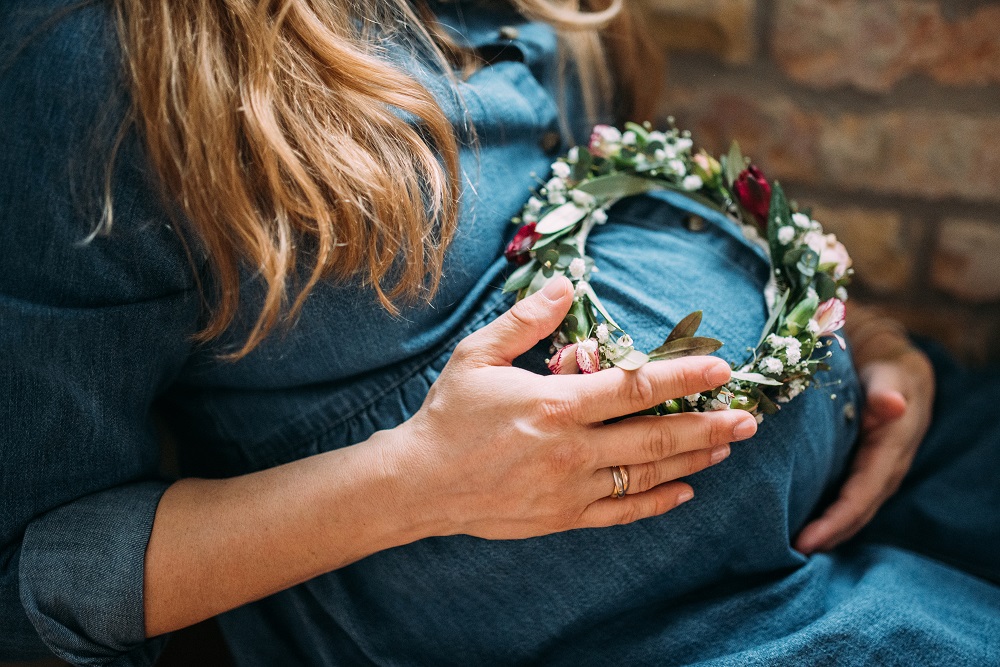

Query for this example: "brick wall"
[638,0,1000,365]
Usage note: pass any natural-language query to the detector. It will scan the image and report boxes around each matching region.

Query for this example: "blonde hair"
[110,0,661,357]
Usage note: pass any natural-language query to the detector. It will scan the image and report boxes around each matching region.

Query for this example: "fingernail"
[704,361,731,386]
[540,277,568,301]
[677,489,694,504]
[710,443,731,464]
[733,416,758,440]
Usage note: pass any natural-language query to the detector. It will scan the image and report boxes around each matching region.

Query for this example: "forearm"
[143,426,434,637]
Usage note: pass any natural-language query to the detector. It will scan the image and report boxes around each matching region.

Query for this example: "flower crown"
[503,122,853,421]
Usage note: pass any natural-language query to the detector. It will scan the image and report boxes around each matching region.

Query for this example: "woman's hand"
[389,277,759,541]
[796,321,934,554]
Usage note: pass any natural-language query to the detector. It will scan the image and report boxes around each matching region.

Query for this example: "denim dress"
[2,2,999,666]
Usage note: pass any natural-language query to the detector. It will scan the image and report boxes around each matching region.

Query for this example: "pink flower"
[804,231,852,280]
[588,125,622,159]
[547,339,601,374]
[504,222,540,266]
[813,298,846,350]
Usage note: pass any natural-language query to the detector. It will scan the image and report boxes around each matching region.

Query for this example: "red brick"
[932,218,1000,303]
[772,0,1000,92]
[641,0,757,64]
[660,87,1000,203]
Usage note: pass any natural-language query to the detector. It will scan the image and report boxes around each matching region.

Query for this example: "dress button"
[684,214,706,232]
[499,26,520,40]
[843,402,856,421]
[539,130,561,155]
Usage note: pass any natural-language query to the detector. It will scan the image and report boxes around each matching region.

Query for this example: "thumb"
[861,365,908,429]
[459,276,574,366]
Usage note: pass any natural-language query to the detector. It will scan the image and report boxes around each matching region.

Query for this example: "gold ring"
[610,465,629,498]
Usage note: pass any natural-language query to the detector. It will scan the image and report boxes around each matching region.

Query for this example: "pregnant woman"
[1,0,998,665]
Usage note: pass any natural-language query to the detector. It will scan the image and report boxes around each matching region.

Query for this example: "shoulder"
[0,0,197,308]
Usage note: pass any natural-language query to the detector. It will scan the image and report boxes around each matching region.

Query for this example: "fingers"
[589,444,730,500]
[456,277,573,367]
[577,482,695,529]
[561,356,733,423]
[591,412,756,467]
[795,432,908,554]
[862,389,907,431]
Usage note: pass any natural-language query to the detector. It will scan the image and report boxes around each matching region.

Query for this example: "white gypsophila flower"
[807,287,819,301]
[523,211,538,224]
[708,399,729,411]
[766,334,788,350]
[621,130,637,146]
[806,319,820,335]
[785,342,802,365]
[569,258,587,279]
[617,334,634,348]
[551,161,571,179]
[668,159,687,177]
[649,131,667,143]
[755,413,765,424]
[836,286,849,301]
[548,191,566,205]
[683,174,704,191]
[653,149,666,162]
[778,226,796,245]
[792,213,812,228]
[759,356,784,375]
[574,280,589,299]
[572,190,596,207]
[675,137,694,153]
[685,393,701,405]
[567,146,579,164]
[526,197,544,214]
[546,177,565,192]
[591,208,608,225]
[596,323,610,343]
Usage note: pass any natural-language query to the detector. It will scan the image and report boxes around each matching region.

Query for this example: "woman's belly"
[216,194,862,666]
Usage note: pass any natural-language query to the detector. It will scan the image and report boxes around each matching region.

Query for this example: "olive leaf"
[754,388,780,415]
[665,311,703,344]
[577,173,655,200]
[730,370,782,386]
[612,349,649,371]
[648,336,723,361]
[724,141,744,186]
[534,202,587,234]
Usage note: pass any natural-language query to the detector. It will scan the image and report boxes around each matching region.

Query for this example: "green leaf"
[577,173,655,200]
[756,389,780,415]
[502,260,538,293]
[730,370,783,386]
[724,141,744,186]
[649,336,723,361]
[767,182,792,273]
[537,246,560,268]
[756,288,790,348]
[815,271,838,302]
[665,311,703,344]
[613,349,649,371]
[571,148,593,182]
[535,202,587,235]
[581,282,621,330]
[624,122,650,142]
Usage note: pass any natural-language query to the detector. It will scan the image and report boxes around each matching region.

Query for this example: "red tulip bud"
[734,165,772,229]
[504,222,541,265]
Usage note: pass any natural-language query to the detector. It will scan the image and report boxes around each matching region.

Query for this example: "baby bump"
[235,195,863,664]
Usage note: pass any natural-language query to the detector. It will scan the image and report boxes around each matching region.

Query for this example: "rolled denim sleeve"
[1,3,202,663]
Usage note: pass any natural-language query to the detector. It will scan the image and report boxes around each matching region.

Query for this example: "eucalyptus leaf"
[756,289,790,348]
[502,260,538,293]
[535,202,587,235]
[730,370,783,386]
[755,389,780,415]
[649,336,723,361]
[725,141,744,186]
[577,173,655,200]
[613,349,649,371]
[665,311,703,344]
[815,271,838,302]
[571,148,593,182]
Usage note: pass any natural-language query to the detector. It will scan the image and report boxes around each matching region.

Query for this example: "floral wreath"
[503,122,853,422]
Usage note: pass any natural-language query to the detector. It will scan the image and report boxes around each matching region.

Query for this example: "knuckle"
[616,503,643,526]
[678,361,706,394]
[450,338,475,364]
[538,395,577,423]
[708,414,731,446]
[507,300,540,337]
[643,422,675,460]
[630,463,656,493]
[624,370,658,409]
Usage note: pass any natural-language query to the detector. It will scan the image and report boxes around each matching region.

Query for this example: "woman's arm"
[144,278,760,635]
[796,302,934,554]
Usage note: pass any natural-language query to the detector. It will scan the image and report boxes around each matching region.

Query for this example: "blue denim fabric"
[2,1,999,666]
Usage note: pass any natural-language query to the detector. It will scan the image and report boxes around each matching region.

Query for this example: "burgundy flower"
[504,222,540,265]
[734,165,772,229]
